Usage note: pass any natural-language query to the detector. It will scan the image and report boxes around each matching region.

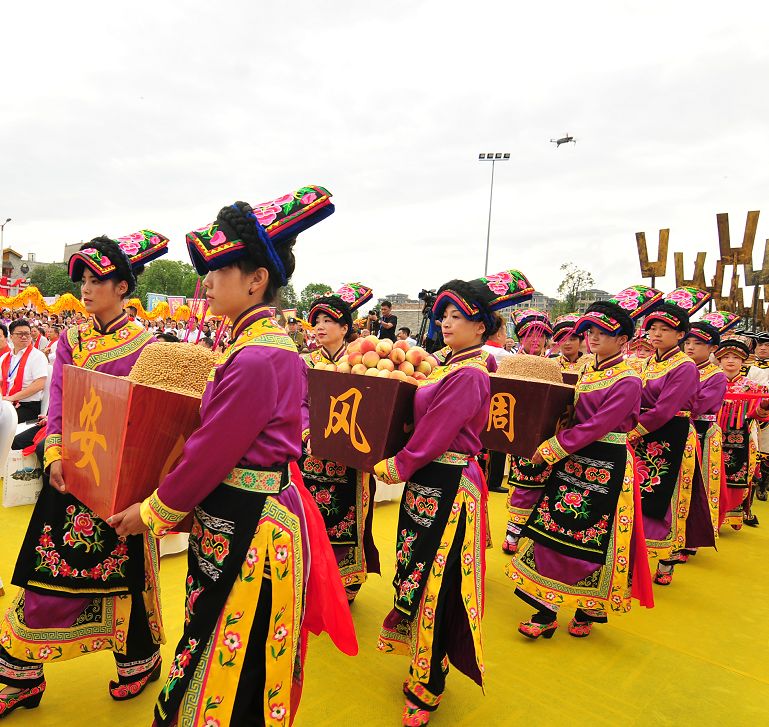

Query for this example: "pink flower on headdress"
[150,235,161,244]
[667,289,695,308]
[97,256,112,267]
[209,230,227,247]
[125,232,145,243]
[337,285,357,304]
[253,203,282,227]
[80,248,97,256]
[614,289,641,311]
[272,193,295,207]
[517,278,529,289]
[486,271,513,295]
[195,222,215,233]
[119,241,141,257]
[300,192,317,205]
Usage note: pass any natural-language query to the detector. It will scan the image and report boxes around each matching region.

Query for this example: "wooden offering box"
[62,366,201,521]
[308,368,415,471]
[481,376,575,458]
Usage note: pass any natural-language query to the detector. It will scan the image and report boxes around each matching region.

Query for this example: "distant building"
[378,293,420,305]
[2,250,65,278]
[576,288,611,313]
[509,290,559,315]
[64,243,81,261]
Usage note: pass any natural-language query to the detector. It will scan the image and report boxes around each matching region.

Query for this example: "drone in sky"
[550,133,577,148]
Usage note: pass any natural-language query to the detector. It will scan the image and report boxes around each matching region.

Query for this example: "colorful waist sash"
[223,465,290,494]
[695,414,717,422]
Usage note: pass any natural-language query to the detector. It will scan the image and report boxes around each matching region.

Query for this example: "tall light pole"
[478,153,509,275]
[0,218,10,280]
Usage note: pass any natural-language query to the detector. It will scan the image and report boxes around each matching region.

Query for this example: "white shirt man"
[2,322,49,423]
[482,320,514,363]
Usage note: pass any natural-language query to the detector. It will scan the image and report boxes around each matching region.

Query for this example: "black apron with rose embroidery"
[723,424,750,488]
[636,415,690,519]
[298,451,359,546]
[155,466,289,727]
[392,460,465,619]
[507,455,551,489]
[13,485,145,597]
[521,439,627,564]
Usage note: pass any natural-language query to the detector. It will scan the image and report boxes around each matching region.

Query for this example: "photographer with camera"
[377,301,397,341]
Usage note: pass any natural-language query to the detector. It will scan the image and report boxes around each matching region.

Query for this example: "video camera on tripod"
[416,289,443,353]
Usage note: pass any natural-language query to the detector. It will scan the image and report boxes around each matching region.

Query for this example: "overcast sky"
[2,1,768,304]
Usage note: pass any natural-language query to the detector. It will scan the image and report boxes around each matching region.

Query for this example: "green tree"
[278,283,298,312]
[135,260,200,306]
[29,264,80,297]
[555,262,595,314]
[298,282,332,318]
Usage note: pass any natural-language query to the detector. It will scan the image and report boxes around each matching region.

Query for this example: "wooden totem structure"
[635,229,669,288]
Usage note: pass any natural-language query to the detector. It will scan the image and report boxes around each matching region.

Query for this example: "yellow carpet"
[2,492,768,726]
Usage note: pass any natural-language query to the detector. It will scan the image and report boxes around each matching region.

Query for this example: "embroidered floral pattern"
[34,524,129,581]
[634,438,671,494]
[397,562,425,605]
[534,495,610,546]
[62,504,104,553]
[396,529,418,567]
[162,637,199,698]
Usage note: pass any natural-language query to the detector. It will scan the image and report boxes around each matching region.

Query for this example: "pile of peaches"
[315,336,438,384]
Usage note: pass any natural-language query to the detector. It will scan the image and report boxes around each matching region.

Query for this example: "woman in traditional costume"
[678,312,737,559]
[550,313,593,374]
[0,232,169,718]
[300,283,381,602]
[110,187,357,727]
[502,309,555,554]
[628,287,709,586]
[713,339,769,529]
[375,272,533,726]
[505,287,657,639]
[624,330,655,374]
[742,332,769,505]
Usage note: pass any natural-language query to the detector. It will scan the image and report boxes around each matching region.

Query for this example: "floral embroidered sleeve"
[140,490,188,537]
[537,376,642,464]
[635,362,699,436]
[43,329,74,469]
[374,457,402,484]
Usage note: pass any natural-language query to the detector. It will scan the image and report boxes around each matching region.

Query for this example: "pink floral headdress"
[186,186,334,276]
[68,230,168,282]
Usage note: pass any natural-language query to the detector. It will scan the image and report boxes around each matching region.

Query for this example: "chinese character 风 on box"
[307,368,416,472]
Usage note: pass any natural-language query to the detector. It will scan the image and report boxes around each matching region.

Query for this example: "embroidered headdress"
[715,338,751,360]
[308,283,374,327]
[186,185,334,281]
[432,269,535,334]
[551,313,581,343]
[642,286,710,333]
[687,311,741,346]
[68,230,169,282]
[511,308,552,339]
[574,285,663,338]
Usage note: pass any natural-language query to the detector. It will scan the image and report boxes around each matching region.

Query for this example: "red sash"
[1,345,35,397]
